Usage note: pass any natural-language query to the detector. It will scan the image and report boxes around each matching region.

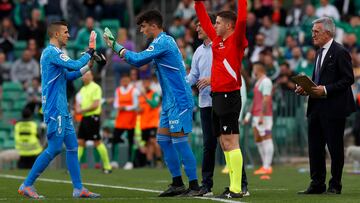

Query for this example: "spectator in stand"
[27,38,41,62]
[169,16,186,39]
[25,77,42,118]
[287,46,304,71]
[286,0,305,27]
[301,4,317,45]
[271,0,287,26]
[14,0,41,40]
[334,0,356,21]
[111,28,135,87]
[10,49,39,88]
[343,33,359,52]
[174,0,196,26]
[315,0,340,21]
[0,17,17,61]
[83,0,103,21]
[259,15,279,47]
[275,62,296,92]
[0,51,11,82]
[21,8,46,48]
[62,0,85,39]
[42,0,63,23]
[263,53,280,81]
[250,33,266,63]
[295,48,316,77]
[246,12,261,50]
[0,0,14,21]
[75,16,105,52]
[283,35,299,60]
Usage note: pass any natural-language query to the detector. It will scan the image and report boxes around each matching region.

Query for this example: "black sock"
[189,180,200,190]
[172,176,184,186]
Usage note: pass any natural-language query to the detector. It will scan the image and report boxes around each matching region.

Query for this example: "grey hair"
[312,17,336,37]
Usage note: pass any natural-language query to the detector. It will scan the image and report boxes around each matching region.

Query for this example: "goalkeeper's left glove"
[103,27,124,54]
[86,30,97,56]
[93,51,107,66]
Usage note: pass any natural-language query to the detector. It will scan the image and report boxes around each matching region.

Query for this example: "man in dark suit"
[295,16,356,195]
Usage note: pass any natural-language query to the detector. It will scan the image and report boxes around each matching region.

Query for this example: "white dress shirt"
[316,38,334,95]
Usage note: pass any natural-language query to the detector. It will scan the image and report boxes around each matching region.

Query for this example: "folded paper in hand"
[291,75,319,97]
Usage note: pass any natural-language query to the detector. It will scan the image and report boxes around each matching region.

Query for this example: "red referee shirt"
[195,0,248,93]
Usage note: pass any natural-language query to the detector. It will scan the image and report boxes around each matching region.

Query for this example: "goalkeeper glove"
[86,30,96,56]
[93,51,107,66]
[103,27,124,54]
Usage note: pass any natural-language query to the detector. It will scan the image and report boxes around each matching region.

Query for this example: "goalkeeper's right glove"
[103,27,124,54]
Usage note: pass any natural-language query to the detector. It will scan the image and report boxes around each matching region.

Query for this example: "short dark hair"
[47,21,68,37]
[253,62,265,69]
[22,107,33,119]
[136,10,163,28]
[217,11,237,27]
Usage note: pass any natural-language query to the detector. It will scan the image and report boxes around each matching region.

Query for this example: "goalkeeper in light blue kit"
[103,10,201,197]
[18,21,100,199]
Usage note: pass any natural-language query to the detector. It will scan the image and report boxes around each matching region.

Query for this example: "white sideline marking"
[0,174,244,203]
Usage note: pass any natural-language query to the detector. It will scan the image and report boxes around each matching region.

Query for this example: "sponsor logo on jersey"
[60,54,70,61]
[146,45,154,51]
[169,119,179,125]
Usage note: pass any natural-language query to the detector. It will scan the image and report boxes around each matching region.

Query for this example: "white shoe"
[123,162,133,170]
[110,161,119,169]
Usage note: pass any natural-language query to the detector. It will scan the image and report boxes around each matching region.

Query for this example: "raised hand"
[103,27,124,53]
[89,30,97,50]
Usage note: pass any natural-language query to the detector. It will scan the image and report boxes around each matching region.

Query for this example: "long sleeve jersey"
[40,44,91,123]
[124,32,193,111]
[195,0,248,93]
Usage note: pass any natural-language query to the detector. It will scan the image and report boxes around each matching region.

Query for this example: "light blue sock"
[24,135,63,186]
[24,150,54,186]
[157,134,181,178]
[64,125,83,190]
[172,135,198,181]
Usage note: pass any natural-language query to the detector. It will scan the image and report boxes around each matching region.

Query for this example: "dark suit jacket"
[307,40,356,118]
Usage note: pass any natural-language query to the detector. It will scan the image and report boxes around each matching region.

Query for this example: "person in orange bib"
[112,74,140,170]
[138,77,162,168]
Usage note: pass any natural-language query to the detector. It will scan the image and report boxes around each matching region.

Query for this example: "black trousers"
[200,107,248,190]
[308,115,345,190]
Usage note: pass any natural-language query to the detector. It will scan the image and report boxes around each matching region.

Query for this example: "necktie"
[314,48,324,84]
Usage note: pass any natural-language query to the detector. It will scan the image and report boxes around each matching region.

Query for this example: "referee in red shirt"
[195,0,248,199]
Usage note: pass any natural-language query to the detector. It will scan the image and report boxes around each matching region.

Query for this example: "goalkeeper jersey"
[40,44,91,123]
[124,32,193,112]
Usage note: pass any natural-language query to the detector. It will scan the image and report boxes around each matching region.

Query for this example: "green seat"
[3,111,22,121]
[14,40,27,59]
[102,119,115,130]
[13,100,27,111]
[3,138,15,149]
[277,26,287,47]
[1,100,13,110]
[2,82,23,91]
[1,91,27,101]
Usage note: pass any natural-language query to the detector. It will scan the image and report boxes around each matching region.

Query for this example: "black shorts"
[78,115,101,141]
[211,90,241,136]
[113,128,134,143]
[141,128,157,142]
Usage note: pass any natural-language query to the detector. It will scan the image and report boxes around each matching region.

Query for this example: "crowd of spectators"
[1,0,360,132]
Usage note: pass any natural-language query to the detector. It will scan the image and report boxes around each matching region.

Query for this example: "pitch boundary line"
[0,174,244,203]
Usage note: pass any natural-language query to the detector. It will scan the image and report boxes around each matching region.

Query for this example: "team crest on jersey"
[60,53,70,61]
[146,45,154,51]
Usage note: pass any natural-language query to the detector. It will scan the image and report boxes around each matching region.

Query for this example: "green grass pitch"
[0,166,359,202]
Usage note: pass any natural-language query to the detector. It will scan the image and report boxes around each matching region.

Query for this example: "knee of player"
[46,147,62,158]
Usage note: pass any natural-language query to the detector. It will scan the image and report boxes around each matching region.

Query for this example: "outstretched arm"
[194,1,217,41]
[234,0,248,48]
[52,31,96,70]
